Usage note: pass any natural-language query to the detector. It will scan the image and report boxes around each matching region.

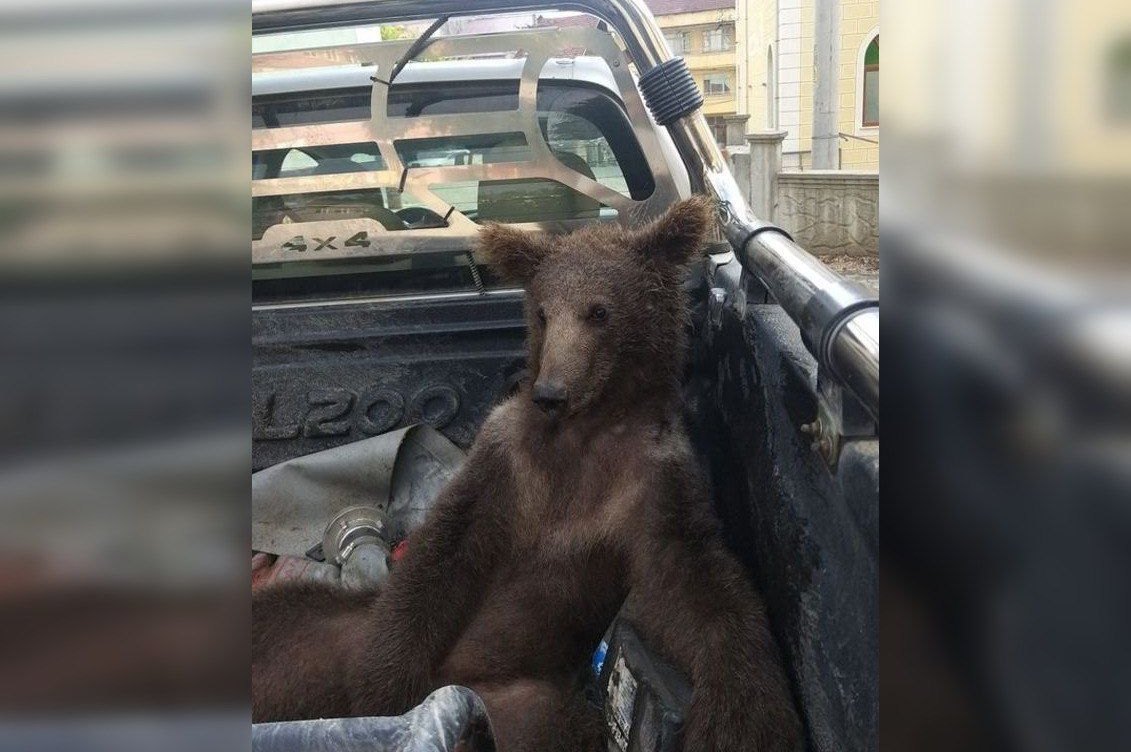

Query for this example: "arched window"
[861,34,879,128]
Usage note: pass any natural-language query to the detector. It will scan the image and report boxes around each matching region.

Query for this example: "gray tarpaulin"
[252,425,465,557]
[252,430,486,748]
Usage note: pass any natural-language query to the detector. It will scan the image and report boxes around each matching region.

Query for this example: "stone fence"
[726,131,878,257]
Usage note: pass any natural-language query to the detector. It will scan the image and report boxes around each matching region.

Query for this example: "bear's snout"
[532,381,568,415]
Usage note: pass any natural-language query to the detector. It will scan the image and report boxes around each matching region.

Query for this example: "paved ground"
[822,254,879,295]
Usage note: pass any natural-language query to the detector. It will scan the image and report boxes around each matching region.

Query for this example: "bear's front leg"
[345,429,516,716]
[624,461,802,752]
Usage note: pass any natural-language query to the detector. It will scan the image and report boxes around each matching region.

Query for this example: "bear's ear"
[476,223,551,283]
[634,196,715,266]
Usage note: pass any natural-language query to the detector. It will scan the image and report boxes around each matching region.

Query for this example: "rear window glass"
[253,87,371,128]
[431,179,615,223]
[387,81,520,118]
[394,133,532,167]
[253,143,388,180]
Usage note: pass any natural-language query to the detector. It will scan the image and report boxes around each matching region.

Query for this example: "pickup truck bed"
[252,271,877,751]
[252,6,877,749]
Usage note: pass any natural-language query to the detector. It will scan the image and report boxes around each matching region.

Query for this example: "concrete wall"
[728,136,878,256]
[776,171,877,256]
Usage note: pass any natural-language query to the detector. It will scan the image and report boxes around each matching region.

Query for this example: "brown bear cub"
[252,197,802,752]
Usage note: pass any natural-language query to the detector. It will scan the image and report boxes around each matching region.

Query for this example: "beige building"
[736,0,879,170]
[646,0,738,147]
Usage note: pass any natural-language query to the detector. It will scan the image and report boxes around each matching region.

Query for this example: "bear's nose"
[532,381,568,413]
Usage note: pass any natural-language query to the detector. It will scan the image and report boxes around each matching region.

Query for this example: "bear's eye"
[536,306,547,325]
[589,304,608,323]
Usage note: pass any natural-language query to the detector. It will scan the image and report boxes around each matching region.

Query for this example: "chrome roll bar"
[253,0,880,422]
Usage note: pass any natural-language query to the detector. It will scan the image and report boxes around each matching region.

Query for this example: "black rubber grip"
[639,58,704,126]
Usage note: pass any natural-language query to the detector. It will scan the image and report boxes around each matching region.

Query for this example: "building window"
[703,27,732,53]
[706,116,727,146]
[704,74,731,96]
[861,34,879,127]
[664,31,690,54]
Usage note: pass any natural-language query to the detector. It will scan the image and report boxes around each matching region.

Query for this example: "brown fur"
[252,198,802,751]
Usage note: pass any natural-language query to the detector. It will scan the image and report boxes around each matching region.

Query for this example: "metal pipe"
[252,685,491,751]
[828,307,879,416]
[252,0,880,420]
